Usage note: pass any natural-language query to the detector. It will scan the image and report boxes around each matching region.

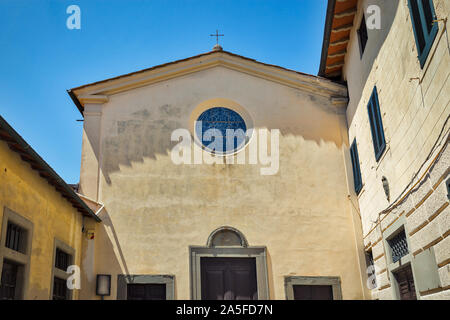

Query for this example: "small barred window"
[388,230,409,263]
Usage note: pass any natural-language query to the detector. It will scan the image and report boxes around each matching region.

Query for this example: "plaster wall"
[79,65,367,299]
[0,140,85,299]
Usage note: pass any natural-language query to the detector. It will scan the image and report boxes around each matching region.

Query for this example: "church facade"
[69,50,367,300]
[66,0,449,300]
[1,0,448,300]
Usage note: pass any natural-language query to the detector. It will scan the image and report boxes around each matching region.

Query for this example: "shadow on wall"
[81,208,130,299]
[346,0,400,126]
[88,97,348,184]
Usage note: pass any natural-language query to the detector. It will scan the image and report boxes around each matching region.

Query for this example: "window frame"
[195,107,248,155]
[367,86,386,161]
[350,139,363,194]
[357,13,368,58]
[365,249,377,290]
[49,238,75,300]
[117,275,175,300]
[0,207,33,300]
[446,177,450,200]
[408,0,439,68]
[284,276,342,300]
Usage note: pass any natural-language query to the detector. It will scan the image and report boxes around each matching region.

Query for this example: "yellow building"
[0,116,100,300]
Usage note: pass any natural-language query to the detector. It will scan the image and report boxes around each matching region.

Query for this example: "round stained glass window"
[195,107,247,155]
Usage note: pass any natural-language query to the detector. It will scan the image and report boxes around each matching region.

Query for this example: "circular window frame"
[189,98,254,157]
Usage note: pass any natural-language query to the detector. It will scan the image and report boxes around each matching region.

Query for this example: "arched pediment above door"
[206,226,249,248]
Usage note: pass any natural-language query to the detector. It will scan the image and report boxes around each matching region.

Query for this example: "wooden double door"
[200,257,258,300]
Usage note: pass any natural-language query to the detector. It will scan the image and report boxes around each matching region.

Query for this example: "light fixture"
[96,274,111,299]
[382,176,390,202]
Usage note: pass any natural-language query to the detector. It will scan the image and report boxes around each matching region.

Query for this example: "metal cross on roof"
[210,29,224,45]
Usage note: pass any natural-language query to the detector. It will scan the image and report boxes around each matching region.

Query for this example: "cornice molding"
[70,51,348,112]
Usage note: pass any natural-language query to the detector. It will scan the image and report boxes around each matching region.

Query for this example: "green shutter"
[350,139,363,194]
[367,87,386,161]
[408,0,439,68]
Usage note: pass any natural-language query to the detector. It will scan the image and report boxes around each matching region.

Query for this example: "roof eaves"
[68,49,346,116]
[319,0,337,77]
[0,115,101,222]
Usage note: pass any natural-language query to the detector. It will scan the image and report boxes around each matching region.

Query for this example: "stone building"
[319,0,449,299]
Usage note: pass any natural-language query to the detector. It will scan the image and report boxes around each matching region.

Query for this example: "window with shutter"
[408,0,439,68]
[350,139,363,194]
[367,87,386,161]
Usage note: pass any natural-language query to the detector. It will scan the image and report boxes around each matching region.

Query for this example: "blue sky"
[0,0,327,183]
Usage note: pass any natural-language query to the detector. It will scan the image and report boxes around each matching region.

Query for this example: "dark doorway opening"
[201,257,257,300]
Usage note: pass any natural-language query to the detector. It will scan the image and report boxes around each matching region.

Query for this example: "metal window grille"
[5,222,25,253]
[0,260,19,300]
[55,248,70,271]
[388,230,409,263]
[52,277,68,300]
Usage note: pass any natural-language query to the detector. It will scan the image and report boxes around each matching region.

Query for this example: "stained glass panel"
[196,107,247,154]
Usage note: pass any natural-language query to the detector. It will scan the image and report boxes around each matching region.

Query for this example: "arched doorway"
[189,226,269,300]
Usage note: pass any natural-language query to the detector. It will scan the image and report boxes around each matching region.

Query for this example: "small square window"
[50,239,75,300]
[1,208,33,300]
[387,229,409,263]
[55,248,70,271]
[5,222,26,253]
[52,277,68,300]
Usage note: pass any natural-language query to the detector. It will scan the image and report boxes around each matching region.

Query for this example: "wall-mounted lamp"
[96,274,111,300]
[382,176,390,202]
